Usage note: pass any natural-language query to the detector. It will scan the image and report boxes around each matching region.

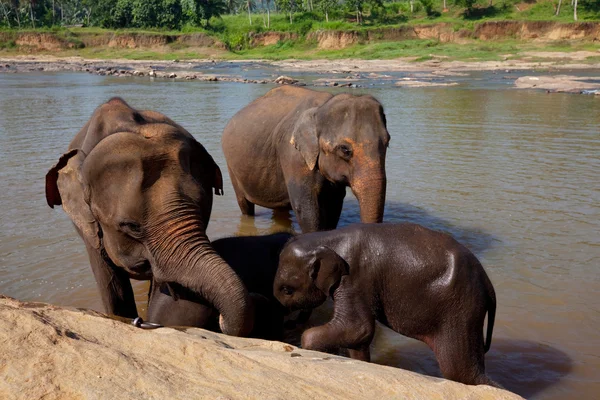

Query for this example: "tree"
[276,0,295,23]
[345,0,363,23]
[242,0,254,24]
[573,0,577,20]
[196,0,227,26]
[81,0,94,25]
[555,0,562,15]
[0,0,13,26]
[454,0,476,15]
[420,0,435,16]
[315,0,337,22]
[225,0,237,13]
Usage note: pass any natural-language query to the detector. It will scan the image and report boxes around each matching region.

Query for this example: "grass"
[0,1,598,63]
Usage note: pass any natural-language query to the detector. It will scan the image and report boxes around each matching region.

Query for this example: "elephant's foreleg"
[85,242,138,318]
[318,183,346,230]
[301,292,375,359]
[287,179,321,233]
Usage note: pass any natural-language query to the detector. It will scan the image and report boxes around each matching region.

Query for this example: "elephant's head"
[45,104,252,336]
[290,94,390,223]
[273,240,348,311]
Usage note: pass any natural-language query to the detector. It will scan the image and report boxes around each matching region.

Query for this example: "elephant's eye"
[119,221,142,236]
[282,286,295,296]
[337,145,353,159]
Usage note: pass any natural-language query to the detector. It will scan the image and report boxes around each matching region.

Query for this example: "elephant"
[221,86,390,233]
[147,232,293,340]
[273,223,498,386]
[45,97,253,336]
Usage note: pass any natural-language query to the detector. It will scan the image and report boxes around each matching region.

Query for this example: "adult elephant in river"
[222,86,390,232]
[45,98,252,336]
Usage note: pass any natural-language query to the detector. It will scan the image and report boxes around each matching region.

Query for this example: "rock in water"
[0,296,521,400]
[275,75,299,85]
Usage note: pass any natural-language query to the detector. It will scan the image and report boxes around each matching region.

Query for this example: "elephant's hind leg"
[228,166,255,216]
[432,327,489,385]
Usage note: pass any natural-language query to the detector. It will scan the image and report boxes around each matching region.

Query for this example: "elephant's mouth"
[126,260,152,279]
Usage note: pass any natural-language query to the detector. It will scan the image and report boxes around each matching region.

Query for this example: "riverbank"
[0,295,521,399]
[1,21,600,62]
[2,54,599,93]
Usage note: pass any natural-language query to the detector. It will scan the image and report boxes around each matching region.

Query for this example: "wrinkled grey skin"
[147,232,292,340]
[222,86,389,233]
[45,97,252,336]
[273,223,498,386]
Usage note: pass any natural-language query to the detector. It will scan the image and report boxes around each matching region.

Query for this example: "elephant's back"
[222,86,332,152]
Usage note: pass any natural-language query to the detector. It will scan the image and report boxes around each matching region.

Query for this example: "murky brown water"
[0,70,598,398]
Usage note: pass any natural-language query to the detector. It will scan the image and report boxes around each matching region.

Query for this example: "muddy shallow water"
[0,70,598,399]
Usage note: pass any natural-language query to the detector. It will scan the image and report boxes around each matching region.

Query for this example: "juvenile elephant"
[222,86,390,233]
[147,232,293,340]
[45,98,253,336]
[273,223,497,386]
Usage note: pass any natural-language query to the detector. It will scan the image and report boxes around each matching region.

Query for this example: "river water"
[0,69,598,399]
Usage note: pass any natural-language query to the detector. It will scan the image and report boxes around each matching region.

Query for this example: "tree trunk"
[30,1,35,28]
[555,0,562,15]
[573,0,577,20]
[410,0,414,13]
[443,0,447,10]
[52,0,55,24]
[267,1,270,28]
[325,10,328,22]
[0,3,12,28]
[289,11,292,24]
[247,0,252,24]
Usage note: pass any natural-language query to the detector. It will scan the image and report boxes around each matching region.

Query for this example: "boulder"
[275,75,298,85]
[0,296,521,400]
[515,75,600,93]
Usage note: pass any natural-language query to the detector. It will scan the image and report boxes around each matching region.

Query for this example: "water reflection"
[0,72,599,399]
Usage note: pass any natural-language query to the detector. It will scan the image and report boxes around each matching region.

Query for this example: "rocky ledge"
[0,296,521,399]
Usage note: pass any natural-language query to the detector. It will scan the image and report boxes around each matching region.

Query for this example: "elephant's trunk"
[147,200,253,337]
[351,165,386,224]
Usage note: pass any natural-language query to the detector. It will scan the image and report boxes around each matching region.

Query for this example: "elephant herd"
[45,87,498,387]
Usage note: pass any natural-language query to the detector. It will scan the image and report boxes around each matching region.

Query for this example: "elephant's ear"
[46,149,101,249]
[190,140,224,196]
[46,149,79,208]
[213,163,224,196]
[290,108,319,171]
[310,246,349,296]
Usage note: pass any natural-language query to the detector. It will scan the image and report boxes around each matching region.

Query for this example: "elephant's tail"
[483,270,496,354]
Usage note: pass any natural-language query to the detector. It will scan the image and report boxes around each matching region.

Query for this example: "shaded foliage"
[0,0,598,29]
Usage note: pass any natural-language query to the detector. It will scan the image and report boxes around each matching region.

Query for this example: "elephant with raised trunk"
[45,98,253,336]
[222,86,390,233]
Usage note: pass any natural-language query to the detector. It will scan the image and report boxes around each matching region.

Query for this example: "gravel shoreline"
[1,55,599,92]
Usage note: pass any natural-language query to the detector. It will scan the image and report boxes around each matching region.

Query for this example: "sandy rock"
[148,69,156,77]
[515,75,600,93]
[275,75,298,85]
[0,296,521,400]
[395,80,459,88]
[168,72,177,79]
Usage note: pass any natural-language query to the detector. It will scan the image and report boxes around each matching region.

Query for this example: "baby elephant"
[148,232,293,340]
[273,223,497,386]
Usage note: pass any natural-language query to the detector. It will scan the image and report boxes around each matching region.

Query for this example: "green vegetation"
[1,0,598,31]
[0,1,598,62]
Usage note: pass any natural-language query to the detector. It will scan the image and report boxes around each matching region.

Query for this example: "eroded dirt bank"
[0,295,521,399]
[1,21,599,53]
